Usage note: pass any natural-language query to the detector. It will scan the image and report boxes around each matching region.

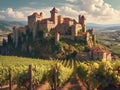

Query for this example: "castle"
[13,7,95,47]
[11,7,112,60]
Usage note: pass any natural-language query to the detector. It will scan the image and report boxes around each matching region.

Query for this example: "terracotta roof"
[112,55,119,59]
[90,46,111,54]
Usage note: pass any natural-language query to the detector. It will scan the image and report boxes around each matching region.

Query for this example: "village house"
[76,46,112,61]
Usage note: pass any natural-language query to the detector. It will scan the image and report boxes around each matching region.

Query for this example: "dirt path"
[60,60,87,90]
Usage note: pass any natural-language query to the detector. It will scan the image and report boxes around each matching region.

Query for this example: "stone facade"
[90,46,111,60]
[76,46,112,61]
[13,26,26,47]
[13,7,96,47]
[27,7,94,41]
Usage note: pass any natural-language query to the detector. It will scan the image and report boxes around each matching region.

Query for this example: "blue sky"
[0,0,120,24]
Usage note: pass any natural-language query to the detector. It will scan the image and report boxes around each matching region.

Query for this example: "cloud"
[0,0,120,24]
[60,0,120,24]
[0,8,25,21]
[59,6,79,18]
[82,0,120,24]
[0,7,53,21]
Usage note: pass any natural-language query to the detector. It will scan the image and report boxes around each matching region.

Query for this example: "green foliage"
[0,56,120,89]
[77,61,120,89]
[37,31,44,38]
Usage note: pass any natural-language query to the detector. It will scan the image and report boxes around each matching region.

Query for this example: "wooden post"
[29,65,32,90]
[9,69,12,90]
[53,64,58,90]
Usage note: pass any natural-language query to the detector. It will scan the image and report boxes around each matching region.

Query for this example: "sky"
[0,0,120,24]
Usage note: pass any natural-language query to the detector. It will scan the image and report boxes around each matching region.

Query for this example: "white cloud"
[0,7,53,21]
[78,0,120,24]
[59,6,79,19]
[0,8,25,21]
[61,0,120,24]
[0,0,120,24]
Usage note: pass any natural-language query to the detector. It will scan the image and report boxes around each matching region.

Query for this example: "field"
[0,56,120,90]
[95,30,120,56]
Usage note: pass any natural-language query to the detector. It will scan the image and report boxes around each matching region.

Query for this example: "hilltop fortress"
[13,7,95,47]
[10,7,112,60]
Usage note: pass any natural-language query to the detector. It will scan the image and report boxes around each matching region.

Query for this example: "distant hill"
[0,20,26,32]
[0,20,26,44]
[87,23,120,31]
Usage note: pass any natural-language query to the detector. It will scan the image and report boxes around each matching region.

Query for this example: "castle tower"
[50,7,58,25]
[40,12,43,19]
[28,12,42,39]
[78,15,86,32]
[13,26,18,47]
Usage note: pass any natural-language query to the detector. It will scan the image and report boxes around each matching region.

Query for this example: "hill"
[0,20,26,44]
[0,20,26,32]
[87,23,120,31]
[95,30,120,56]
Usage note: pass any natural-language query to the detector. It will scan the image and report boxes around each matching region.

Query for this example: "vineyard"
[0,56,120,90]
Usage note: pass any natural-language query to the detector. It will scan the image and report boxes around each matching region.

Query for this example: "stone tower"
[50,7,58,25]
[28,12,42,38]
[79,15,86,32]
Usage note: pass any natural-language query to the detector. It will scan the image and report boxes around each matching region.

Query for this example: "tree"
[2,38,7,47]
[7,34,13,44]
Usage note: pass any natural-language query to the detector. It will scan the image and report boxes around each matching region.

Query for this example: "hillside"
[87,23,120,31]
[0,19,119,59]
[1,35,90,60]
[95,30,120,56]
[0,20,26,32]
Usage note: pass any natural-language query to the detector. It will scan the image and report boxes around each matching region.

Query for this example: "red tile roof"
[112,55,119,59]
[91,46,111,54]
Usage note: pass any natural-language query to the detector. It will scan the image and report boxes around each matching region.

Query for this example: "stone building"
[27,7,84,38]
[13,26,26,47]
[12,7,96,48]
[10,7,112,61]
[90,46,111,60]
[76,46,112,61]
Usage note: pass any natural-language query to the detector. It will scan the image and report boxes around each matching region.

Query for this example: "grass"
[0,55,55,66]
